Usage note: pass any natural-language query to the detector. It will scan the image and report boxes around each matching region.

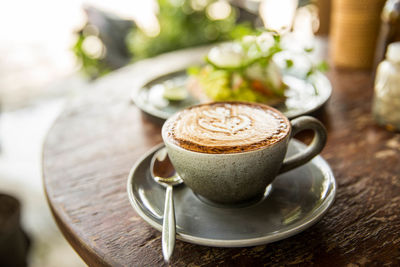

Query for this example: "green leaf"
[229,23,257,40]
[273,33,281,43]
[304,47,314,53]
[316,61,329,72]
[285,59,294,68]
[187,66,201,75]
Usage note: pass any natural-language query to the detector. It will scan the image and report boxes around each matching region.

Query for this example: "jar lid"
[387,42,400,63]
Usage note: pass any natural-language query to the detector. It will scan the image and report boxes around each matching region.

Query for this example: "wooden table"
[43,50,400,266]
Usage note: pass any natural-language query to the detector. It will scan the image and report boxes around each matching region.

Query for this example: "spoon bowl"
[151,147,183,186]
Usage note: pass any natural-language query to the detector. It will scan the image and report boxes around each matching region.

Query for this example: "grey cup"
[162,114,327,204]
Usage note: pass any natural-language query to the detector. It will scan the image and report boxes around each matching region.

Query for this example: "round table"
[43,49,400,266]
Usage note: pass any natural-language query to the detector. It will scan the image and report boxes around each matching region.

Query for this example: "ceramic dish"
[131,49,332,120]
[127,140,336,247]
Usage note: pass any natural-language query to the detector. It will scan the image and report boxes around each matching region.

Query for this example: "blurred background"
[0,0,398,266]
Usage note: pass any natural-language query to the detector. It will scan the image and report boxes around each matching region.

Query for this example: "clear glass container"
[374,0,400,69]
[373,42,400,131]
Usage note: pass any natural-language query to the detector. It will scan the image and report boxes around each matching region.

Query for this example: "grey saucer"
[131,49,332,120]
[127,140,336,247]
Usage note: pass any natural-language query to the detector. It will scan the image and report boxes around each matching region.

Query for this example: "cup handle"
[278,116,327,174]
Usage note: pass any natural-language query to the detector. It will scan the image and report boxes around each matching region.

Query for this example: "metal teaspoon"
[150,147,183,262]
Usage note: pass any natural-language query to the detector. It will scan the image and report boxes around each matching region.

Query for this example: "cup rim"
[162,101,292,155]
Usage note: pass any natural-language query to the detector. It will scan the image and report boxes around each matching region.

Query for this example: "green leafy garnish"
[304,47,314,53]
[306,60,329,95]
[315,61,329,72]
[187,66,201,76]
[285,59,294,68]
[306,60,329,77]
[190,32,287,105]
[162,82,188,101]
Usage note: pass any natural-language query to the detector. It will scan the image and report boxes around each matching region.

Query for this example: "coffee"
[163,102,290,154]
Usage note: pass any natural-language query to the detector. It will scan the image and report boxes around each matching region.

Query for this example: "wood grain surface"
[43,48,400,266]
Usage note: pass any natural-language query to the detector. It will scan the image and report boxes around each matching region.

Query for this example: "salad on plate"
[186,32,287,106]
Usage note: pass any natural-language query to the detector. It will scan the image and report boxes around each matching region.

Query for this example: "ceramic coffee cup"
[162,102,327,204]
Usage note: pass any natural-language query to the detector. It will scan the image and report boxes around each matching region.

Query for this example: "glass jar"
[373,42,400,131]
[374,0,400,69]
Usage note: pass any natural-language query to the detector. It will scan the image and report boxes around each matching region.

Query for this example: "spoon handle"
[162,185,175,262]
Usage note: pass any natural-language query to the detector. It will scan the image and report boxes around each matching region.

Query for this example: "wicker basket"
[330,0,386,68]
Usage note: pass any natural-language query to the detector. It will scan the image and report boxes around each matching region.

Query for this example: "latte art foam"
[164,102,290,153]
[197,108,251,135]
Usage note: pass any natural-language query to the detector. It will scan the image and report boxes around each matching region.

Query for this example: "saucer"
[127,140,336,247]
[131,48,331,120]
